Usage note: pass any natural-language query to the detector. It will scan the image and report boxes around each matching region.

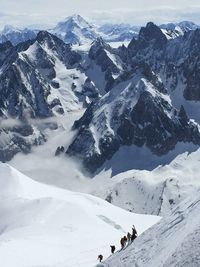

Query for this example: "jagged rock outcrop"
[88,38,126,92]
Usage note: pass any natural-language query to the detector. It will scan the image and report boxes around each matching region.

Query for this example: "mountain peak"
[36,30,62,45]
[56,14,91,31]
[138,21,167,49]
[140,21,166,39]
[91,36,106,46]
[146,21,157,28]
[36,30,54,43]
[69,14,87,24]
[89,37,111,59]
[51,14,97,45]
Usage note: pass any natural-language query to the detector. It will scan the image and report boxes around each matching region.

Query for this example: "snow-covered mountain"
[160,21,200,39]
[51,14,99,45]
[0,25,38,45]
[98,23,140,42]
[1,21,200,170]
[99,20,200,42]
[0,22,200,175]
[0,15,99,46]
[0,30,100,162]
[99,189,200,267]
[0,162,160,267]
[66,22,200,174]
[1,18,199,47]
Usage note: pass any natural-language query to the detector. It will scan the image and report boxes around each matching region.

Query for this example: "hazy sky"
[1,0,200,29]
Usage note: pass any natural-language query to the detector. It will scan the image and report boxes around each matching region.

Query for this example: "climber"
[131,225,138,241]
[120,236,128,249]
[120,237,125,249]
[123,236,128,246]
[97,254,103,262]
[127,232,131,243]
[110,245,116,254]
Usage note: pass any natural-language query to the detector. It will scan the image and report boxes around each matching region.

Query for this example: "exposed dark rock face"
[137,22,168,50]
[74,78,100,106]
[127,22,167,63]
[89,38,119,73]
[183,54,200,100]
[88,38,126,92]
[0,41,14,67]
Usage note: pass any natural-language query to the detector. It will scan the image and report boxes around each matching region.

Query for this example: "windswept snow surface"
[99,191,200,267]
[0,163,160,267]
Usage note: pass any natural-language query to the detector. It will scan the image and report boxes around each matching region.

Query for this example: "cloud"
[0,1,200,29]
[90,6,200,25]
[0,117,58,129]
[4,111,91,191]
[0,118,22,129]
[0,12,57,30]
[9,119,91,192]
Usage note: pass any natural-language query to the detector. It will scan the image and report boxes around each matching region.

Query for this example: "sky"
[1,0,200,29]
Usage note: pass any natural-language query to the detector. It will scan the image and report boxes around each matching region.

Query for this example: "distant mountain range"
[0,25,38,45]
[0,15,199,45]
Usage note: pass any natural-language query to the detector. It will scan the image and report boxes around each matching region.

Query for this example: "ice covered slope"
[99,192,200,267]
[0,163,160,267]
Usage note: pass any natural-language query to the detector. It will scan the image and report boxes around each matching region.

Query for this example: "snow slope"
[88,146,200,216]
[0,163,160,267]
[99,191,200,267]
